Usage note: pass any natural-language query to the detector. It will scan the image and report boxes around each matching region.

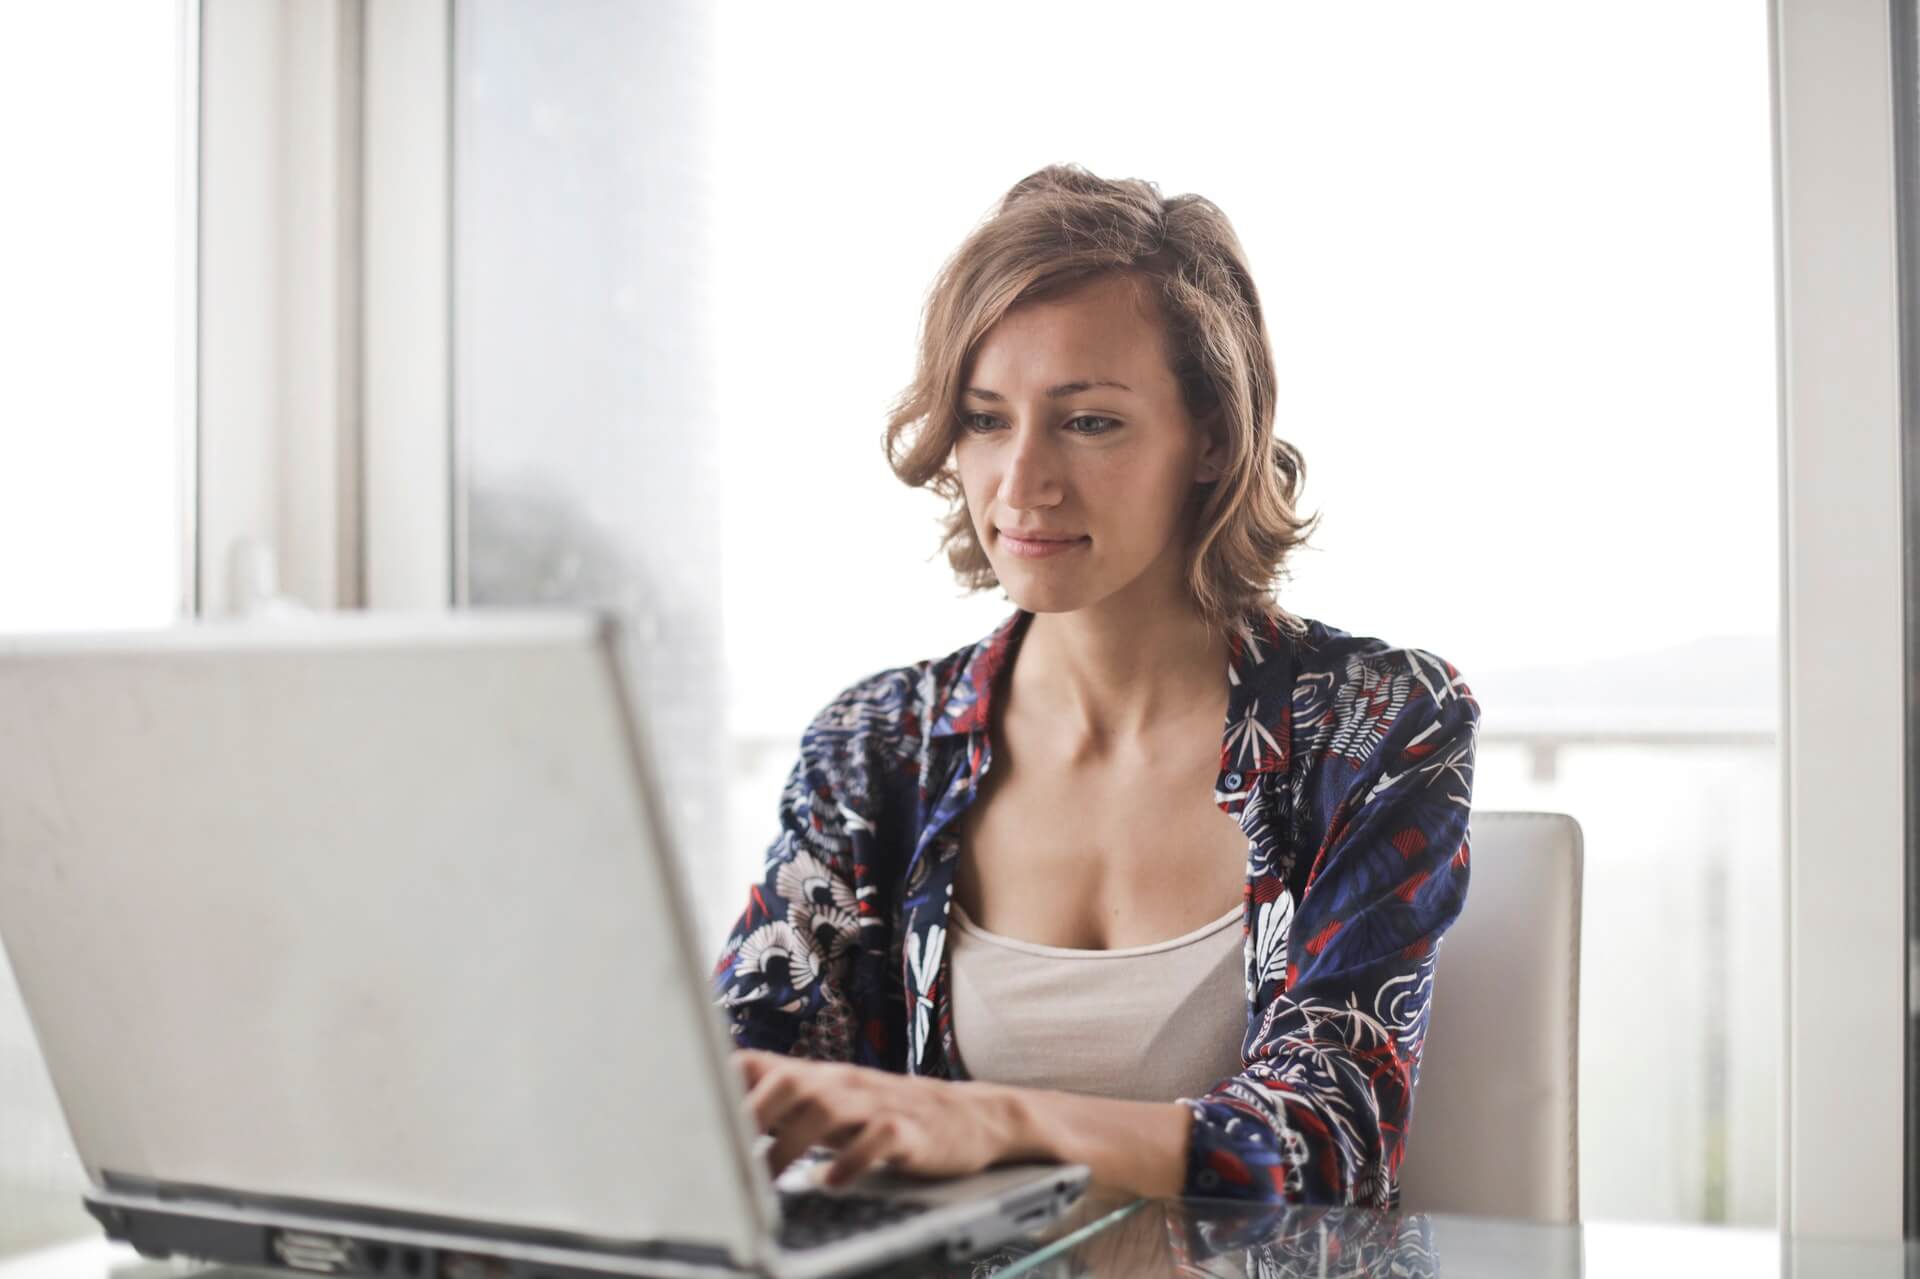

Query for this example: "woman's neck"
[1010,599,1230,751]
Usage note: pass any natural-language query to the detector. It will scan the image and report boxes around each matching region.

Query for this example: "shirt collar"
[928,606,1296,777]
[928,609,1029,739]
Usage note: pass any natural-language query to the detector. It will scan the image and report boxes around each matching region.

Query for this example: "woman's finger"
[753,1071,850,1172]
[823,1114,907,1188]
[732,1049,777,1091]
[765,1109,862,1180]
[745,1065,817,1135]
[762,1087,834,1174]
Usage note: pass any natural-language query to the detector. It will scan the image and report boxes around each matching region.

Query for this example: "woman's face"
[953,272,1224,619]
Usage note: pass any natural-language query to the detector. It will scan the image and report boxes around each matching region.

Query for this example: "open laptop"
[0,611,1088,1279]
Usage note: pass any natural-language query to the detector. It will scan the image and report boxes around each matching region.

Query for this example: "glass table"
[2,1183,1916,1279]
[959,1190,1919,1279]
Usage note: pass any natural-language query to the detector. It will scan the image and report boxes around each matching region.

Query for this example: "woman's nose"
[999,423,1062,509]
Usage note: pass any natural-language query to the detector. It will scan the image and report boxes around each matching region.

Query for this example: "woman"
[711,165,1478,1208]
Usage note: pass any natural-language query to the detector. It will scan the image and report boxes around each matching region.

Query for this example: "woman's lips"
[1000,531,1089,560]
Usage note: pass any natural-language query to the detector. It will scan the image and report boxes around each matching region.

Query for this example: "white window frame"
[1891,0,1920,1235]
[1772,0,1910,1242]
[362,0,453,608]
[196,0,450,615]
[197,0,356,614]
[176,0,201,617]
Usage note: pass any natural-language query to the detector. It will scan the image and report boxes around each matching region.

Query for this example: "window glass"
[0,0,189,1250]
[457,0,1777,1224]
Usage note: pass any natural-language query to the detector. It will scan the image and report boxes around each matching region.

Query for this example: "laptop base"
[86,1188,759,1279]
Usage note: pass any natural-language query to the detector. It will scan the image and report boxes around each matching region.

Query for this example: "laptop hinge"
[93,1174,747,1275]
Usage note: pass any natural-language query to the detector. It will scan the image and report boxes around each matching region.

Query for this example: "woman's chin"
[994,573,1091,616]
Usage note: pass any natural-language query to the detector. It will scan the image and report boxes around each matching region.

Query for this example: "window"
[454,0,1777,1224]
[0,0,193,1250]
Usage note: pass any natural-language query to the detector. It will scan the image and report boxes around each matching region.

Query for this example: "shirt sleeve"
[709,681,900,1068]
[1176,651,1479,1206]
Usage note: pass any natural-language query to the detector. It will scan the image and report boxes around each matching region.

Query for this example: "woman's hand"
[732,1049,1025,1188]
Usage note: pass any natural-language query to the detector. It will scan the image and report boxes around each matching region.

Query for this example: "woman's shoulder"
[1287,615,1471,692]
[795,618,1011,761]
[1281,614,1480,766]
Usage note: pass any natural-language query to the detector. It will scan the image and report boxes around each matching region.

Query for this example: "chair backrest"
[1396,811,1583,1223]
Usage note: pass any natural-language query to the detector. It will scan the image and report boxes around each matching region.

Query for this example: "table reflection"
[949,1195,1920,1279]
[937,1193,1451,1279]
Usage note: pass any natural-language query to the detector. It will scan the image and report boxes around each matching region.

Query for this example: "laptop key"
[777,1190,934,1250]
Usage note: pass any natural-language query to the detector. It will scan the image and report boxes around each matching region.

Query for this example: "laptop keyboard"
[776,1189,934,1251]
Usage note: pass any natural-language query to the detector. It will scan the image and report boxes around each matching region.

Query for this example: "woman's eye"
[960,412,1118,435]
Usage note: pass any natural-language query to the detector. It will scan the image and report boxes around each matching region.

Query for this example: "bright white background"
[0,0,186,1252]
[711,2,1778,737]
[0,5,184,634]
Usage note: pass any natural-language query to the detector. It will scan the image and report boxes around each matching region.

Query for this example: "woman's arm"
[713,673,904,1066]
[734,1050,1194,1196]
[1174,651,1479,1205]
[995,1086,1194,1198]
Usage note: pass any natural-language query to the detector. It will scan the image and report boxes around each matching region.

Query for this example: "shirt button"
[1224,771,1244,789]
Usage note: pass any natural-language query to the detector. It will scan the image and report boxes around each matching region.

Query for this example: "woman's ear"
[1192,412,1229,484]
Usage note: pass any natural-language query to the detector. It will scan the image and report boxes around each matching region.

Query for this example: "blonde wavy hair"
[883,164,1318,637]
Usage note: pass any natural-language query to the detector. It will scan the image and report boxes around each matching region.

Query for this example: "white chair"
[1396,811,1584,1223]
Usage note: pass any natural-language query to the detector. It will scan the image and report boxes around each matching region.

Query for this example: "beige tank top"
[947,898,1248,1104]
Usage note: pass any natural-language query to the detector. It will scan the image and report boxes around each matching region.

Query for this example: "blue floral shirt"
[710,606,1479,1206]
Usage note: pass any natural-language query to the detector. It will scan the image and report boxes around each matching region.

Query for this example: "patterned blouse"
[710,605,1479,1206]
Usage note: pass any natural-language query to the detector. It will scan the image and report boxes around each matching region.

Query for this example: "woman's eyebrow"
[962,379,1134,402]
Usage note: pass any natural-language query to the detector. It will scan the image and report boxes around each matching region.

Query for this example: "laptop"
[0,611,1088,1279]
